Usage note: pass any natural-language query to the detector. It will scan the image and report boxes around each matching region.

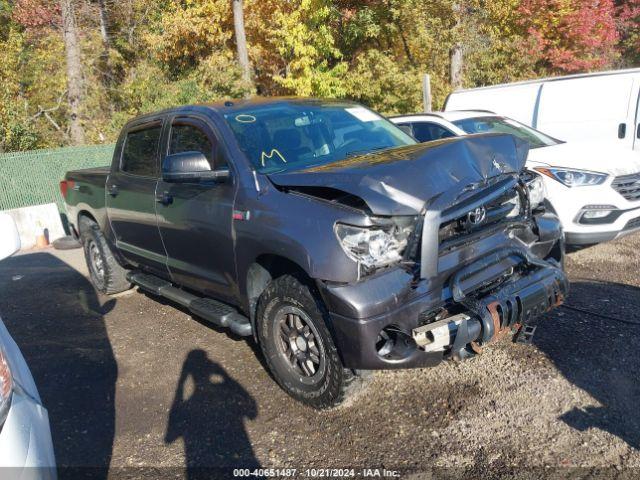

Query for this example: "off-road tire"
[256,274,369,409]
[79,217,131,295]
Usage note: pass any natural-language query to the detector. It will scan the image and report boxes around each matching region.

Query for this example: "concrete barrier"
[2,203,66,250]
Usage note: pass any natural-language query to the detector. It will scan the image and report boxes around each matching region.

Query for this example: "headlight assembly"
[335,220,414,275]
[0,347,13,426]
[535,167,608,187]
[526,173,547,208]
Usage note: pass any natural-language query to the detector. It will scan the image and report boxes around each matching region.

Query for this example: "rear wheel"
[256,274,369,409]
[79,217,131,295]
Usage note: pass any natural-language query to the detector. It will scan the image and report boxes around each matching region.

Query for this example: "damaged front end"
[307,137,568,370]
[408,169,567,361]
[414,246,566,361]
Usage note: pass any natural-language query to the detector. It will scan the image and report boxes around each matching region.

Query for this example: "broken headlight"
[335,221,413,273]
[526,173,546,208]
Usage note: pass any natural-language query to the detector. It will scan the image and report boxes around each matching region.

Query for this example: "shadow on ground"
[165,349,260,477]
[0,252,116,476]
[534,280,640,450]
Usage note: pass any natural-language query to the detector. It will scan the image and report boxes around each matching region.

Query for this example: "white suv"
[391,111,640,246]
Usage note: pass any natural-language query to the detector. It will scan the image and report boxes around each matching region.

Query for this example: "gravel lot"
[0,235,639,478]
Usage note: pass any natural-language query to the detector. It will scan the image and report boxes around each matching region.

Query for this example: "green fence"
[0,144,115,212]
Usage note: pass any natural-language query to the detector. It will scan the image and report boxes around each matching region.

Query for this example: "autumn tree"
[11,0,60,30]
[518,0,619,73]
[263,0,348,97]
[450,2,464,89]
[232,0,251,87]
[0,28,39,151]
[0,0,637,152]
[615,0,640,67]
[60,0,85,144]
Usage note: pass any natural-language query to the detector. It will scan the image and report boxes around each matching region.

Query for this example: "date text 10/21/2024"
[232,468,401,478]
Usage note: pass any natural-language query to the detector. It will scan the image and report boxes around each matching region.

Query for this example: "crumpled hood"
[268,133,528,215]
[527,141,640,176]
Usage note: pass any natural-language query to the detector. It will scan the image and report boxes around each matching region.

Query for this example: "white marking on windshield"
[235,114,256,123]
[260,149,287,166]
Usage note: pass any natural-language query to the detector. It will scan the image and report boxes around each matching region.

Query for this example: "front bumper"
[321,258,567,369]
[0,389,56,479]
[541,175,640,245]
[319,215,567,370]
[564,223,640,245]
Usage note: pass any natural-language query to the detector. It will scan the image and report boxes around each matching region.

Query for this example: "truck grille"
[419,176,524,280]
[438,187,522,245]
[612,173,640,202]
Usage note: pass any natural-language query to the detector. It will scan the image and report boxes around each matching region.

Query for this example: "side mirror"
[0,213,20,261]
[162,151,229,182]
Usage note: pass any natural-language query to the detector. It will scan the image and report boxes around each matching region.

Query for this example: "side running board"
[127,272,252,337]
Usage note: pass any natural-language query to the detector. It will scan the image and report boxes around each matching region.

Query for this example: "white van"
[444,68,640,152]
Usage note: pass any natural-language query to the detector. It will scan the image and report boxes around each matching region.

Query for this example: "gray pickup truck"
[61,98,568,408]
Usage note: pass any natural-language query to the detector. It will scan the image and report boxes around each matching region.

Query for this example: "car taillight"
[0,349,12,426]
[60,180,75,199]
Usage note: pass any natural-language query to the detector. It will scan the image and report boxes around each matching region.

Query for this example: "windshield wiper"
[345,145,394,157]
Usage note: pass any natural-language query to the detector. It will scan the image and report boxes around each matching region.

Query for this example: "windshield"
[452,116,560,149]
[223,103,416,173]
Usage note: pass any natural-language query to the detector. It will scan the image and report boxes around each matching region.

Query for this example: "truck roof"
[449,67,640,94]
[204,96,359,111]
[124,97,361,126]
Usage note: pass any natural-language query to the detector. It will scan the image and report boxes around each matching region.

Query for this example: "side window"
[121,125,162,176]
[395,122,415,138]
[411,122,456,143]
[169,122,225,170]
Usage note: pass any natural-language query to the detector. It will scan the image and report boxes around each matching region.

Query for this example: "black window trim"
[119,119,165,179]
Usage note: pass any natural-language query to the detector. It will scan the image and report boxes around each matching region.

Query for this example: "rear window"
[121,125,162,176]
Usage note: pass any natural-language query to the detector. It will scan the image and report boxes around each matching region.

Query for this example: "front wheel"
[256,274,369,409]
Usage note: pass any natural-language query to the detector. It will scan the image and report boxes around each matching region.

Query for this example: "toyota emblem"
[467,206,487,225]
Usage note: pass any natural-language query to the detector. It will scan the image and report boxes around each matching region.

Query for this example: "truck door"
[155,115,237,304]
[106,120,169,277]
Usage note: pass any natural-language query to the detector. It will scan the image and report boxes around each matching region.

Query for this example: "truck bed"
[62,166,110,232]
[65,166,110,184]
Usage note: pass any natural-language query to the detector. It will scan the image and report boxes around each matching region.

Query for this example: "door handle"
[637,123,640,139]
[156,191,173,206]
[107,184,119,196]
[618,123,626,139]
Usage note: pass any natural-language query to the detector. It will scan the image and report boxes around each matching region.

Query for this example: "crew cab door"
[106,119,169,277]
[155,115,237,303]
